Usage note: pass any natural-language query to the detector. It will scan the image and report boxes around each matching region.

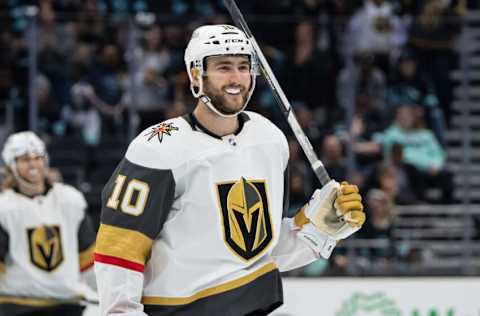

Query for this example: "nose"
[228,69,249,87]
[228,69,242,82]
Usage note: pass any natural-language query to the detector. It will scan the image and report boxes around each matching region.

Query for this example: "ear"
[191,68,200,87]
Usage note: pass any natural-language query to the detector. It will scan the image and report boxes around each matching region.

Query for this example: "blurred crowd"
[0,0,476,275]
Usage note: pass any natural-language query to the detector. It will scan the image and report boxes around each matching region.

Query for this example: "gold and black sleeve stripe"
[79,243,95,272]
[78,215,96,271]
[94,224,153,272]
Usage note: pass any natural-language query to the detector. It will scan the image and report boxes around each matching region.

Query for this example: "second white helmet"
[184,24,258,117]
[2,131,48,169]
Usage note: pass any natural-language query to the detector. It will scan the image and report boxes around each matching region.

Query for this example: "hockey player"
[0,131,97,316]
[95,25,366,316]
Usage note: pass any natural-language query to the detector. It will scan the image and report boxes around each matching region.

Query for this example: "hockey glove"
[295,180,365,258]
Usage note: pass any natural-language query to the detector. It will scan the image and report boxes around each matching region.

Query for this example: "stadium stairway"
[447,9,480,203]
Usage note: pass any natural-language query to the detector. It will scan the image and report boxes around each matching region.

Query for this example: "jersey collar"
[13,181,53,199]
[183,112,250,139]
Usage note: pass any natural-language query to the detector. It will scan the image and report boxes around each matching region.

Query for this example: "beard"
[203,78,250,115]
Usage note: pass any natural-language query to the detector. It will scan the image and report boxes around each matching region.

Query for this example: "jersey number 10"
[106,174,150,216]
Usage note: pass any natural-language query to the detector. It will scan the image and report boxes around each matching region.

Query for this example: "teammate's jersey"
[0,183,96,310]
[95,111,321,316]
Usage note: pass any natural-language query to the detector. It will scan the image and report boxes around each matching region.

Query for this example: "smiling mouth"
[224,87,242,95]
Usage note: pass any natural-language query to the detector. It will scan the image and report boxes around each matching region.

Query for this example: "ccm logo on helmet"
[225,39,245,43]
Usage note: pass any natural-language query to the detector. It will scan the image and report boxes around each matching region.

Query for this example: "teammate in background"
[95,25,366,316]
[0,131,96,316]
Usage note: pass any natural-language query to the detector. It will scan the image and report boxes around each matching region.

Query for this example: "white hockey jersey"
[95,111,327,316]
[0,183,96,311]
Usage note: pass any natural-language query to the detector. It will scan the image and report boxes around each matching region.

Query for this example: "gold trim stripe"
[0,296,58,307]
[95,224,153,265]
[142,262,277,306]
[79,243,95,271]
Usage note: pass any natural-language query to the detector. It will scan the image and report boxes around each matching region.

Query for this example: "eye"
[217,65,230,71]
[238,64,250,72]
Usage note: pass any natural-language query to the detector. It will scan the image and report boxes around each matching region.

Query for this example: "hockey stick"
[223,0,331,186]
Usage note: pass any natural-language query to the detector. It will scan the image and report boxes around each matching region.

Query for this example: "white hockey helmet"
[184,24,258,117]
[2,131,48,169]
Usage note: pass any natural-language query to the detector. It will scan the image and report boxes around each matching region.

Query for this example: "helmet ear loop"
[190,67,203,98]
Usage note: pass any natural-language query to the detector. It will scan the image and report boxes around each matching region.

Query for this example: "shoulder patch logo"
[216,177,273,261]
[145,122,179,143]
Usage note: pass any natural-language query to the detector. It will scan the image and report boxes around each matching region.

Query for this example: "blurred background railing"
[0,0,479,277]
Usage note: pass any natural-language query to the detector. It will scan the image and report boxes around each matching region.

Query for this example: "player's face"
[203,55,251,115]
[15,154,47,185]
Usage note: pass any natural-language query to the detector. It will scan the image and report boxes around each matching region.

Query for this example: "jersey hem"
[141,261,277,306]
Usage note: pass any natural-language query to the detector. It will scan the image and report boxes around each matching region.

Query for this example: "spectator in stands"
[10,31,29,132]
[362,188,396,239]
[35,73,62,137]
[364,104,454,203]
[364,155,417,205]
[338,51,386,117]
[294,102,324,149]
[357,189,396,273]
[320,134,347,181]
[0,30,14,114]
[386,143,417,204]
[123,24,174,130]
[284,20,336,120]
[408,0,462,126]
[387,49,446,146]
[287,138,312,216]
[76,0,106,44]
[69,81,102,147]
[350,114,384,172]
[88,42,126,135]
[37,0,76,108]
[339,52,387,170]
[346,0,408,74]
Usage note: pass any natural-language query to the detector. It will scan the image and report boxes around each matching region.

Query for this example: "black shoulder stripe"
[182,113,194,130]
[101,158,175,239]
[0,224,9,263]
[283,164,290,218]
[78,215,96,252]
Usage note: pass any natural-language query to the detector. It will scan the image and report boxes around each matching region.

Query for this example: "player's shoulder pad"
[51,182,87,211]
[51,182,84,200]
[243,111,289,166]
[244,111,288,146]
[0,190,17,214]
[125,117,192,170]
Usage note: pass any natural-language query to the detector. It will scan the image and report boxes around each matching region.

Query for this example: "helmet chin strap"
[200,95,241,118]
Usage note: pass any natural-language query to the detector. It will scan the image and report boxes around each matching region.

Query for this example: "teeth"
[225,87,241,95]
[29,169,39,176]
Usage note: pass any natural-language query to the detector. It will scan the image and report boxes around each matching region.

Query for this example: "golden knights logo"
[27,225,64,272]
[216,177,273,261]
[145,122,179,143]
